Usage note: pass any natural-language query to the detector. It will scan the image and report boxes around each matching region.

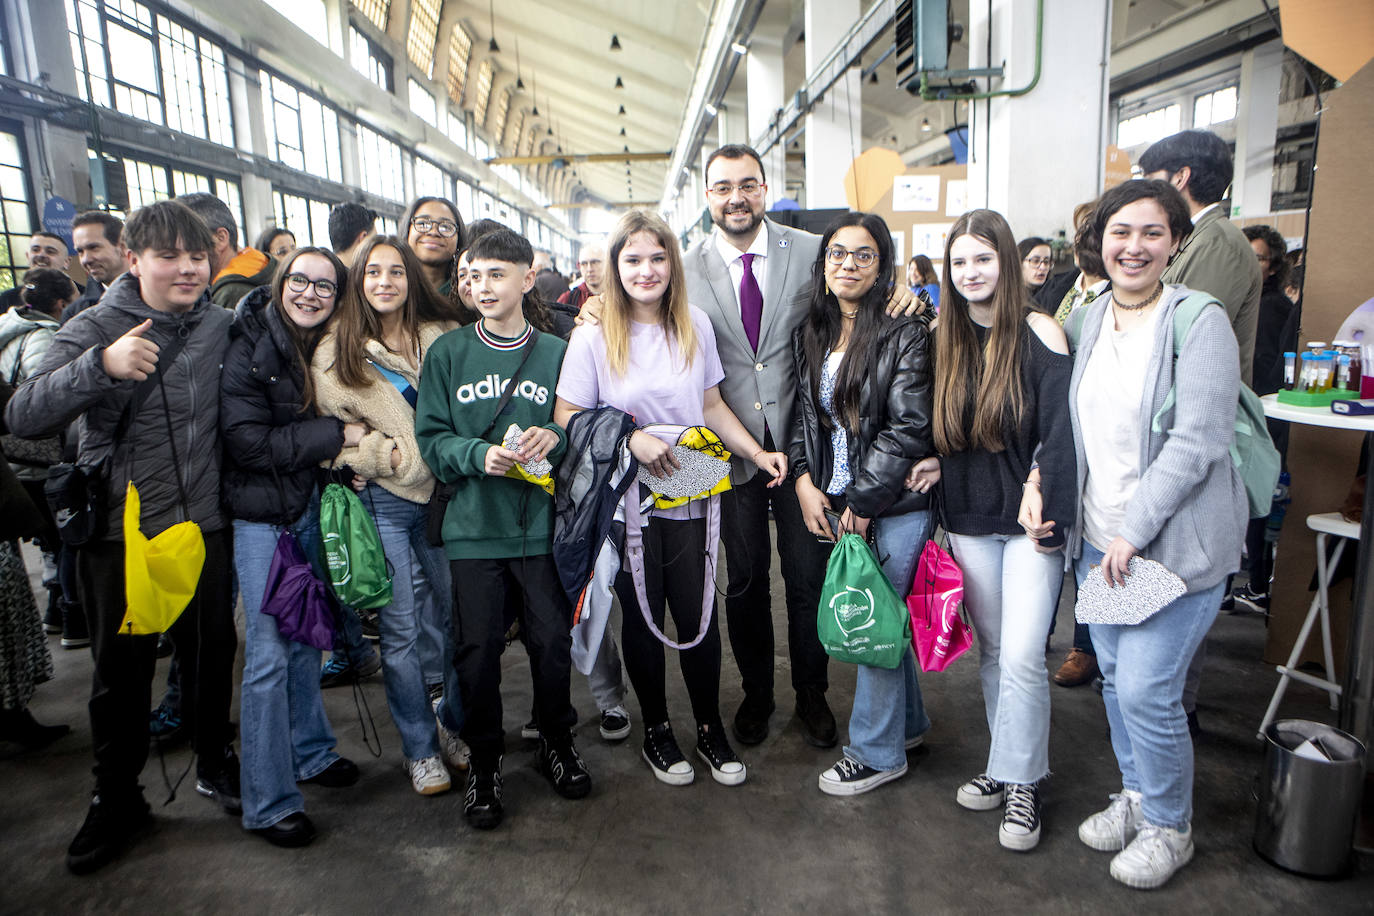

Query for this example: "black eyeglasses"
[285,273,337,298]
[411,217,459,238]
[825,246,877,268]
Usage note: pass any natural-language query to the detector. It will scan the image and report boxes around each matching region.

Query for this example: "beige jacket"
[311,321,457,504]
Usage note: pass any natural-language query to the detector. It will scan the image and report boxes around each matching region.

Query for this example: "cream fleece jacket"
[311,321,456,504]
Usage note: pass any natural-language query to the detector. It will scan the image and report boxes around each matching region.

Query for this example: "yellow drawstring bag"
[121,481,205,635]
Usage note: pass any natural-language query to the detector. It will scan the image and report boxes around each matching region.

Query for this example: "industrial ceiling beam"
[486,151,671,166]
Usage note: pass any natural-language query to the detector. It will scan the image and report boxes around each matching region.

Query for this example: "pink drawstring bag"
[907,539,973,672]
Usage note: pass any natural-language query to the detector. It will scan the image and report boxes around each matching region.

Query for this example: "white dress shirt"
[713,225,772,314]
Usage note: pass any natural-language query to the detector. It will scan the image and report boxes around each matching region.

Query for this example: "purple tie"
[739,253,763,352]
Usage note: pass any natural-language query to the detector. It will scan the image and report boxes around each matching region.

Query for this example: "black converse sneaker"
[999,783,1042,851]
[464,756,504,830]
[641,722,694,786]
[695,723,746,786]
[956,773,1006,810]
[539,737,592,799]
[818,755,908,796]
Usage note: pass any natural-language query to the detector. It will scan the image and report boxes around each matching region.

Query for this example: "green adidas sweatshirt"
[415,321,568,560]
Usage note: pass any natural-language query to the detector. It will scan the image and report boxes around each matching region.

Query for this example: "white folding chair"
[1257,512,1357,738]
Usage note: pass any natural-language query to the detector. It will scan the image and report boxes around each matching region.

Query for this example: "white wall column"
[745,15,787,205]
[966,0,1112,238]
[1232,38,1283,218]
[803,0,862,209]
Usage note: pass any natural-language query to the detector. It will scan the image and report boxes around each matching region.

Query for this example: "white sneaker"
[405,755,452,796]
[1109,823,1194,889]
[1079,789,1144,851]
[435,719,469,773]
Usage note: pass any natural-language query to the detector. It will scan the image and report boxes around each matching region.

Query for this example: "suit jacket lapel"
[1179,205,1221,254]
[759,221,793,347]
[699,240,753,354]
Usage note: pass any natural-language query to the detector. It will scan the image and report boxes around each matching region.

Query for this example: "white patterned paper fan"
[636,446,731,500]
[1075,556,1186,626]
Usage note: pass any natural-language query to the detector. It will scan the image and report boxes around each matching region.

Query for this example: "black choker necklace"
[1115,283,1163,311]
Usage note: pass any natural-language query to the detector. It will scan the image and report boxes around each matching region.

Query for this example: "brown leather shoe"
[1053,648,1100,687]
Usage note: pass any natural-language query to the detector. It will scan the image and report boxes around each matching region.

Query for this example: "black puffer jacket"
[220,286,344,525]
[788,312,934,519]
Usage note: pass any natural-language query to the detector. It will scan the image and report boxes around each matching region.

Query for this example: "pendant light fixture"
[487,0,499,53]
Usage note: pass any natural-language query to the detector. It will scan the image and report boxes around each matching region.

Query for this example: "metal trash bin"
[1254,719,1366,877]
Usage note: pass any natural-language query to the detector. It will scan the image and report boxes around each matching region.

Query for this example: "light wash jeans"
[365,484,453,761]
[1076,541,1222,830]
[947,532,1062,785]
[235,502,341,830]
[844,510,933,772]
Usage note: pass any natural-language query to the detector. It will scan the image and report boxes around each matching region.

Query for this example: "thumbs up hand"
[101,319,160,381]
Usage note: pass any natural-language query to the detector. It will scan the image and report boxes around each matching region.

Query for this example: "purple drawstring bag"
[260,529,336,651]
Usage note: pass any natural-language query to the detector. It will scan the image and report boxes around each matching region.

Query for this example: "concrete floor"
[3,541,1373,915]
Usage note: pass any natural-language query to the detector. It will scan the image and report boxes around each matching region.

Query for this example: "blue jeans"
[331,603,380,668]
[1076,541,1222,830]
[365,484,453,761]
[845,510,933,772]
[948,532,1062,785]
[235,502,340,830]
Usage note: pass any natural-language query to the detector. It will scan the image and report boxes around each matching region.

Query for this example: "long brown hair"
[802,212,897,435]
[933,209,1030,454]
[330,235,450,388]
[271,246,346,412]
[602,210,696,376]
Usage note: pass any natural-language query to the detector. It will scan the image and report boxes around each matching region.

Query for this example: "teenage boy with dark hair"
[6,199,240,874]
[327,202,376,268]
[415,227,590,830]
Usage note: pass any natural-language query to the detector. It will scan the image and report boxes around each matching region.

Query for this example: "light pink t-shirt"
[558,306,726,521]
[557,305,725,427]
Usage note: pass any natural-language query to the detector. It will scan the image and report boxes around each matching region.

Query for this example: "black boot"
[0,706,70,749]
[60,599,90,650]
[42,586,62,634]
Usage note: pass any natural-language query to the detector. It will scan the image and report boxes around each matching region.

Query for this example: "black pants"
[720,471,830,701]
[615,515,722,729]
[77,529,236,798]
[450,555,575,764]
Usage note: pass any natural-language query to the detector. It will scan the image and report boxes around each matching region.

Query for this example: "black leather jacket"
[787,312,934,519]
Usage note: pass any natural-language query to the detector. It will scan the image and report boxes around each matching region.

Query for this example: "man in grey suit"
[681,145,836,748]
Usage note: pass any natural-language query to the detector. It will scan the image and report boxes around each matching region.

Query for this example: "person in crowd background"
[67,211,127,321]
[558,242,607,310]
[935,209,1074,853]
[907,254,940,309]
[0,232,70,312]
[221,247,362,849]
[401,196,465,298]
[1018,237,1053,303]
[180,192,277,309]
[787,212,940,797]
[1064,178,1244,890]
[328,203,377,270]
[254,227,297,263]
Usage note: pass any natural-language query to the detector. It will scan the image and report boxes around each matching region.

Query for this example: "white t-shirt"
[1078,302,1164,551]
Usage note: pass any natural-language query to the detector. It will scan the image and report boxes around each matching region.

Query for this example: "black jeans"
[720,471,830,701]
[450,555,575,764]
[615,515,722,729]
[77,529,236,798]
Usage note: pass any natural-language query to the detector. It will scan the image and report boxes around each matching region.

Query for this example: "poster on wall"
[890,230,905,266]
[892,175,940,212]
[912,223,952,259]
[944,180,968,217]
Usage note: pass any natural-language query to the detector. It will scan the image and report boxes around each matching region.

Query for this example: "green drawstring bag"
[319,482,393,610]
[817,534,910,669]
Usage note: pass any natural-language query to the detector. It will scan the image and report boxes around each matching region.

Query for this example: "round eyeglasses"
[825,246,878,268]
[411,216,459,238]
[285,273,337,298]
